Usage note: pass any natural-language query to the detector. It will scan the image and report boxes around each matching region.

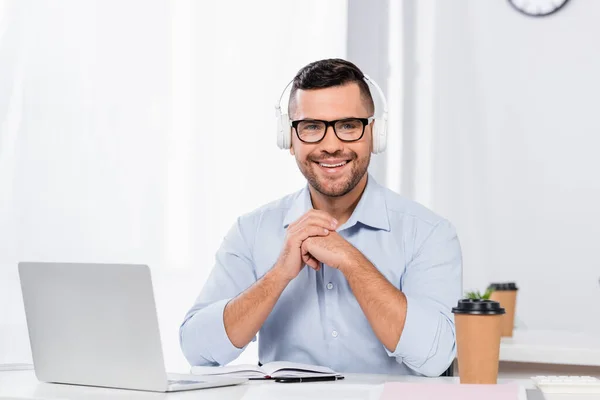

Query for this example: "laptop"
[18,262,246,392]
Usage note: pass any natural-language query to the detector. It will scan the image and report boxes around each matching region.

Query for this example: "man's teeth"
[319,161,347,168]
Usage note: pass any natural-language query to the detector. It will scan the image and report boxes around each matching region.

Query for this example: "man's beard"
[296,151,370,198]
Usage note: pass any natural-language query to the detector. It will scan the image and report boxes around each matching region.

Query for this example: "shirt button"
[331,330,338,338]
[326,283,334,290]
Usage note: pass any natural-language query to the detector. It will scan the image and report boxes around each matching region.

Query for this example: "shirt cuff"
[184,298,251,366]
[386,294,441,366]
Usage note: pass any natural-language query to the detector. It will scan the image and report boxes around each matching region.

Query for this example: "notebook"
[381,382,527,400]
[190,361,339,380]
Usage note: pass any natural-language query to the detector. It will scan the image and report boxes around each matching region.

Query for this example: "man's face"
[290,83,372,198]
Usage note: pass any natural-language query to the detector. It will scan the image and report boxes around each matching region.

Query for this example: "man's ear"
[290,142,295,156]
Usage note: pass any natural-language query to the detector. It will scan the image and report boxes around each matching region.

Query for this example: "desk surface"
[0,370,596,400]
[500,330,600,366]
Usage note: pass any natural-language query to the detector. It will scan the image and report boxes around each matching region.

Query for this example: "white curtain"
[0,0,348,371]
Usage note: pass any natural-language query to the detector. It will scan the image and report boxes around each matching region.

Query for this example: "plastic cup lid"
[488,282,518,291]
[451,299,506,315]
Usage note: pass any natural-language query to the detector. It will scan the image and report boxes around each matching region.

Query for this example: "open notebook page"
[191,361,337,379]
[261,361,337,377]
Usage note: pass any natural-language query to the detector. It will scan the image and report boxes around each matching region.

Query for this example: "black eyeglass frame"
[290,117,374,143]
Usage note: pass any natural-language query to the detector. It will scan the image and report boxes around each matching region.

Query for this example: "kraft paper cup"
[452,299,505,384]
[488,282,518,337]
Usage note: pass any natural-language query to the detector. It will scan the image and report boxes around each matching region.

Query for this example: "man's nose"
[319,125,344,152]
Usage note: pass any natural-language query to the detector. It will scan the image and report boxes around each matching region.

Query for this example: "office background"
[1,0,598,373]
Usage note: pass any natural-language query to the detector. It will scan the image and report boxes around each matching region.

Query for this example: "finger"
[301,242,320,271]
[291,211,338,231]
[288,217,333,234]
[290,225,330,244]
[302,251,319,270]
[305,256,320,271]
[288,215,337,234]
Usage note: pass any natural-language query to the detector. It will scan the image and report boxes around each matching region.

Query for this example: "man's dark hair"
[288,58,375,118]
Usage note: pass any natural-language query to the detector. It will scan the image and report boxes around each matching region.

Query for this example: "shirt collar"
[282,174,390,232]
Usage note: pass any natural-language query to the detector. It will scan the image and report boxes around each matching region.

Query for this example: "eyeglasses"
[291,117,374,144]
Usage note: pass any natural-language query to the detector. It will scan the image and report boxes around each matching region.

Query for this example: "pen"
[274,375,345,383]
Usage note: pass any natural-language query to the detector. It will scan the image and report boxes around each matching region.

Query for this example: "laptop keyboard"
[168,379,204,385]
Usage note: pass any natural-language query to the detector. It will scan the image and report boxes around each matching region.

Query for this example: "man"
[180,59,462,376]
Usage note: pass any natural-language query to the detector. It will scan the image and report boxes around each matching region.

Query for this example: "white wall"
[0,0,348,371]
[422,0,600,332]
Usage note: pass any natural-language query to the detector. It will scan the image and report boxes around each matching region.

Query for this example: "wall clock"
[508,0,571,17]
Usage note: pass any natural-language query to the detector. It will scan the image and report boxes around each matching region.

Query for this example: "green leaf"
[465,290,481,299]
[465,288,494,300]
[482,287,494,300]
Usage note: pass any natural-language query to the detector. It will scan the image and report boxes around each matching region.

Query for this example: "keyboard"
[531,376,600,394]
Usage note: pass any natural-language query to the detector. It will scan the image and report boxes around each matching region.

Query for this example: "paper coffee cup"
[452,299,505,384]
[488,282,518,337]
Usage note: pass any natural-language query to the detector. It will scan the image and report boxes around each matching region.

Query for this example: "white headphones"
[274,74,389,154]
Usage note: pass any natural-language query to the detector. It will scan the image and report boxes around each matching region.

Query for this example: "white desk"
[501,330,600,366]
[499,330,600,378]
[0,370,595,400]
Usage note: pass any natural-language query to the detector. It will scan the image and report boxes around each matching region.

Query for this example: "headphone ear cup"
[371,115,388,154]
[371,120,380,154]
[277,113,292,149]
[378,116,387,153]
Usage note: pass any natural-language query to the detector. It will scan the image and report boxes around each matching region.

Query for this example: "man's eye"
[339,121,360,130]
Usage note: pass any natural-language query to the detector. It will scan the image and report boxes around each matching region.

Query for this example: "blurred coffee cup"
[488,282,518,337]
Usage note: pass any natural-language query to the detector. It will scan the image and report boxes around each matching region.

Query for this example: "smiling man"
[180,59,462,376]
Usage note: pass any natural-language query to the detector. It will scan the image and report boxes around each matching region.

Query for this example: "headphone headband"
[274,78,294,116]
[362,74,388,116]
[275,75,387,118]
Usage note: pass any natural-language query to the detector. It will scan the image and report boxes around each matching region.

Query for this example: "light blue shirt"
[180,175,462,377]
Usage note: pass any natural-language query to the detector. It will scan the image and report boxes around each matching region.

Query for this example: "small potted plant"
[464,287,494,300]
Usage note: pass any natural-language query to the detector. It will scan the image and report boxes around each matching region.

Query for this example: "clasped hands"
[276,210,363,282]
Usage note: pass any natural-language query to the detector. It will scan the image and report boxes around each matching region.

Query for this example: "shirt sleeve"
[179,216,258,366]
[386,219,462,377]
